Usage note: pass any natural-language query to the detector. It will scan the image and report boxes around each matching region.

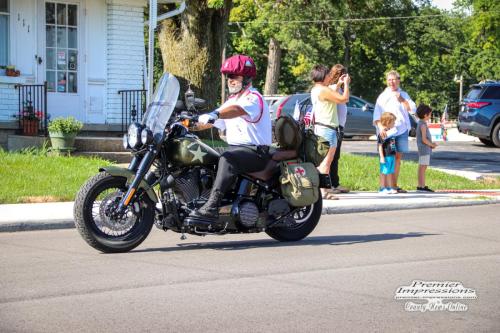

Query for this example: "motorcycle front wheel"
[266,197,322,242]
[73,172,155,253]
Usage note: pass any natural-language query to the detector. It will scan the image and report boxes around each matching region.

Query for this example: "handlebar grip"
[208,118,216,124]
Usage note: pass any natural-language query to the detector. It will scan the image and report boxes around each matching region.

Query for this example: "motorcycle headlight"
[122,134,129,149]
[141,128,153,145]
[127,123,141,149]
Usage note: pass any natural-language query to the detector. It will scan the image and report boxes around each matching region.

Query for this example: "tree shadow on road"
[132,232,438,253]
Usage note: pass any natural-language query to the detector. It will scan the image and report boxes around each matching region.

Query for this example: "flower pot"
[22,119,39,136]
[49,131,77,151]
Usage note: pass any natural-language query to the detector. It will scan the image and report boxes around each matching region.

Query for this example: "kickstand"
[180,226,187,240]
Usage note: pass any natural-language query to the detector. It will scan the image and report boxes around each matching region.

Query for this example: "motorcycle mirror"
[185,85,195,111]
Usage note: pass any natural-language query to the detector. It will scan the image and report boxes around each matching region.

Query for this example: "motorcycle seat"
[271,149,297,161]
[246,149,297,181]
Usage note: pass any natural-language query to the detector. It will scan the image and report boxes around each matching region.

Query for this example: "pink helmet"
[220,54,256,79]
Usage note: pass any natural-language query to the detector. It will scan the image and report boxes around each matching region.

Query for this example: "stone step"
[75,152,132,163]
[74,136,124,153]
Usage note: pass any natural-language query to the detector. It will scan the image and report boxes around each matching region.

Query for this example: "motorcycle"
[74,73,326,253]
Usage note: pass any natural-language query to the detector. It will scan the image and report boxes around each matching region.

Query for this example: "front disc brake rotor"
[97,192,138,235]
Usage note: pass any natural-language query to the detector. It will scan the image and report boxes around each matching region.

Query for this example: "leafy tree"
[461,0,500,80]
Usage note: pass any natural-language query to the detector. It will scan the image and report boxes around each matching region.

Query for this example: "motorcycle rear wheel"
[73,172,155,253]
[266,197,322,242]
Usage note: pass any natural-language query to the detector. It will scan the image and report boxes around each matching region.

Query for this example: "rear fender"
[99,166,158,203]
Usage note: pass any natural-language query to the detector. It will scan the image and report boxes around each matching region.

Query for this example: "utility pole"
[454,74,463,104]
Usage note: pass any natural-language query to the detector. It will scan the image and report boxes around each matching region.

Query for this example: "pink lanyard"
[228,89,264,124]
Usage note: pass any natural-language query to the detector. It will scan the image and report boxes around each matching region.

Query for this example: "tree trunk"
[263,37,281,95]
[343,23,351,70]
[157,0,231,140]
[158,0,231,108]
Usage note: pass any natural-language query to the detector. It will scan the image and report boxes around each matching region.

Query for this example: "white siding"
[0,0,36,122]
[0,83,18,121]
[106,1,145,124]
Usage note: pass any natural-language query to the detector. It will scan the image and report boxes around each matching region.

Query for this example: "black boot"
[188,189,224,223]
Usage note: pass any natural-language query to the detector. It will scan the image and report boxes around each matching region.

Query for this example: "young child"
[416,104,438,192]
[377,112,398,194]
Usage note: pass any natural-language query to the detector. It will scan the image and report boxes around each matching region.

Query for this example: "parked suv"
[458,81,500,147]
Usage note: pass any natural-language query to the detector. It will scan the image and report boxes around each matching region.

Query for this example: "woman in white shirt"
[328,64,350,194]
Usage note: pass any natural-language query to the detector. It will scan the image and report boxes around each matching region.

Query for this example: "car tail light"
[466,102,491,109]
[276,96,291,118]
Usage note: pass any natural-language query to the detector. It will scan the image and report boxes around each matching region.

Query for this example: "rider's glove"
[198,111,219,125]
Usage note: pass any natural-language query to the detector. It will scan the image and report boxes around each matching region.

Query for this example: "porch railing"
[118,89,147,132]
[15,82,48,136]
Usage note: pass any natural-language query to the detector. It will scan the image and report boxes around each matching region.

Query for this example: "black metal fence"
[15,82,48,136]
[118,89,147,132]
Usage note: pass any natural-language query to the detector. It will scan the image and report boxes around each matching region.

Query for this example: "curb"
[321,199,500,215]
[1,200,498,233]
[0,220,75,232]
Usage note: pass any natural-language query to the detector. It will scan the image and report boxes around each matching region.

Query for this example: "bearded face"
[227,75,244,94]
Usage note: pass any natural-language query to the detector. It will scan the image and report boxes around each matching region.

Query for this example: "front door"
[38,1,84,121]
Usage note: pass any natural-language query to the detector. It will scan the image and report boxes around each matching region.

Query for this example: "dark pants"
[213,145,270,194]
[329,126,344,188]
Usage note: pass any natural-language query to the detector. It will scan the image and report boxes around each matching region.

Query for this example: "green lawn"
[0,149,112,204]
[0,149,498,204]
[338,153,500,191]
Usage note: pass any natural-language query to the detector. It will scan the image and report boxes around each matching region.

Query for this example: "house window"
[46,2,78,93]
[0,0,9,67]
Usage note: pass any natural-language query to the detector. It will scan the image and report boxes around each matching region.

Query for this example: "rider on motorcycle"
[189,54,272,224]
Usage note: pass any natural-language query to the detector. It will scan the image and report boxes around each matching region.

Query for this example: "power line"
[228,10,500,26]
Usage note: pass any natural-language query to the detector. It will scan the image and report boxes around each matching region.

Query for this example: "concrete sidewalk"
[1,190,499,232]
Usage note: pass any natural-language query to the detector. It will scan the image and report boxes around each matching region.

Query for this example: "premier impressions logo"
[394,280,477,312]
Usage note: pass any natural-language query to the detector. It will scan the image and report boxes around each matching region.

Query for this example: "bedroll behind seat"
[274,116,302,150]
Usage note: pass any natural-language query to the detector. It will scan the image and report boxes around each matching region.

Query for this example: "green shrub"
[48,117,83,134]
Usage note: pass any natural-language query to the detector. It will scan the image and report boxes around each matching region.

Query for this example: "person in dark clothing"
[328,64,350,194]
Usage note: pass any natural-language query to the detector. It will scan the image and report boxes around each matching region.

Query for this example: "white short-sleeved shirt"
[213,87,272,146]
[330,84,347,127]
[373,87,416,136]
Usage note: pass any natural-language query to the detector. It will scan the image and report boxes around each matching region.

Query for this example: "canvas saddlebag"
[280,160,319,207]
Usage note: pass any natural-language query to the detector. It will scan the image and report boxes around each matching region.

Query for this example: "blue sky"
[431,0,454,10]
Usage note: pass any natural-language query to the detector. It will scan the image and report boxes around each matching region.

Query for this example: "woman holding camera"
[310,64,350,200]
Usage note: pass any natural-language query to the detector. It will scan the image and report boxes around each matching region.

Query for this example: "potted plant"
[6,65,20,77]
[48,117,83,151]
[19,102,43,136]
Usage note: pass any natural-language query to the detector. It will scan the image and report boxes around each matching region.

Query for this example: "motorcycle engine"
[234,201,259,228]
[173,168,213,204]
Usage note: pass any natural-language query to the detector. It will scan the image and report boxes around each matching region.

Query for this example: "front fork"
[116,150,157,215]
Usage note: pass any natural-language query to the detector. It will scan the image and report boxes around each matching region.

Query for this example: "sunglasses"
[227,74,240,80]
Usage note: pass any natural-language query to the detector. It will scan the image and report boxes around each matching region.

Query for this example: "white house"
[0,0,147,147]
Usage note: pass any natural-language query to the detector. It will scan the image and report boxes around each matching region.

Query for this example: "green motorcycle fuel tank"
[166,136,220,166]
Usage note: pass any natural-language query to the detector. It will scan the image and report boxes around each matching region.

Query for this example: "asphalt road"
[1,205,499,332]
[342,140,500,177]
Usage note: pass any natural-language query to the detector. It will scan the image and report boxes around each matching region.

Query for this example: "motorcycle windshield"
[142,72,180,142]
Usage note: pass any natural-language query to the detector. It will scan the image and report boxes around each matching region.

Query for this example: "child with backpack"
[378,112,398,194]
[416,104,438,192]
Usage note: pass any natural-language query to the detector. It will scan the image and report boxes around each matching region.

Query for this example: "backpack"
[280,160,319,207]
[274,116,303,150]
